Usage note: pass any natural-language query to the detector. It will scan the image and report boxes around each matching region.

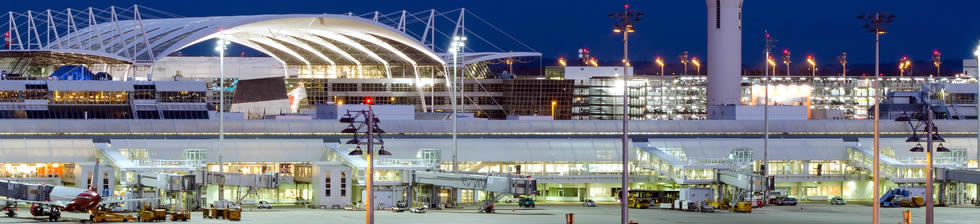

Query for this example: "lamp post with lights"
[680,51,689,75]
[610,4,642,224]
[214,37,230,202]
[656,57,664,75]
[691,57,701,75]
[859,11,895,224]
[974,45,980,206]
[782,49,791,76]
[450,35,466,175]
[895,85,948,224]
[932,50,941,77]
[807,55,816,76]
[839,52,847,77]
[899,56,911,77]
[341,98,392,224]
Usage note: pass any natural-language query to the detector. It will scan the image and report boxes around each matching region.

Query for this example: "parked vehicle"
[830,197,846,205]
[583,199,596,207]
[777,197,798,206]
[392,202,408,213]
[257,201,273,209]
[518,198,536,208]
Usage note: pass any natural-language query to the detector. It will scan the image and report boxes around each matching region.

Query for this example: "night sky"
[6,0,980,72]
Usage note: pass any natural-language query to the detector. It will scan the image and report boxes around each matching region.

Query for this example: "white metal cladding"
[0,139,95,162]
[151,80,207,92]
[371,138,635,162]
[0,81,28,90]
[107,139,328,162]
[0,120,973,134]
[45,80,135,91]
[646,138,849,161]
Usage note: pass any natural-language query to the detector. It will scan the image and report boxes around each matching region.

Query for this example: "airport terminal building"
[1,5,979,210]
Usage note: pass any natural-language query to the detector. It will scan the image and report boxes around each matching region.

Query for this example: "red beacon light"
[364,97,373,105]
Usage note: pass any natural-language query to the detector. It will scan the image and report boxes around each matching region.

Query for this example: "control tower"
[706,0,743,120]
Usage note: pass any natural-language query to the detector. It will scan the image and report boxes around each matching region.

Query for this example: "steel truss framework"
[1,5,541,111]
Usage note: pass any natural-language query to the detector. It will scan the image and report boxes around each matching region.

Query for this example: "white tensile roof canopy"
[1,6,540,70]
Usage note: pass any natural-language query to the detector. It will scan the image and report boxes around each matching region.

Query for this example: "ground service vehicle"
[518,198,535,208]
[733,202,752,213]
[830,197,846,205]
[627,190,678,209]
[392,202,408,213]
[777,197,798,206]
[583,199,596,207]
[257,201,272,209]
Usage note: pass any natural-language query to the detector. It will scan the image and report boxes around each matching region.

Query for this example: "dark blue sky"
[7,0,980,66]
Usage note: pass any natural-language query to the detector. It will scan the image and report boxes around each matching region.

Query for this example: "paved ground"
[2,202,979,223]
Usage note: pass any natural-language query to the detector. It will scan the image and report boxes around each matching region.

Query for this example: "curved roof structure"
[34,14,445,68]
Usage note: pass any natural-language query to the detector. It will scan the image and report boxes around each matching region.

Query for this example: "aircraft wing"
[0,198,67,208]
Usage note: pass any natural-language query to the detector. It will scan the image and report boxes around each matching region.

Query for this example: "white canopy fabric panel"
[152,80,207,92]
[40,14,445,66]
[361,138,635,162]
[107,139,327,162]
[0,139,95,162]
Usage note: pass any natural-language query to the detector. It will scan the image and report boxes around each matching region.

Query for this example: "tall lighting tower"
[610,4,642,224]
[932,50,942,77]
[807,55,816,76]
[859,11,895,224]
[214,37,230,203]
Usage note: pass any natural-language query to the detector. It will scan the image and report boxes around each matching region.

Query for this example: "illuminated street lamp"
[767,56,776,75]
[551,100,558,120]
[449,35,466,177]
[839,52,848,77]
[610,4,642,224]
[859,11,895,224]
[214,36,230,202]
[932,50,941,77]
[558,57,567,66]
[807,55,816,76]
[782,49,791,76]
[691,57,701,75]
[680,51,689,75]
[655,57,664,76]
[899,56,911,77]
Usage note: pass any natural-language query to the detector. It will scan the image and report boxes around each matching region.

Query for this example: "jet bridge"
[411,171,536,195]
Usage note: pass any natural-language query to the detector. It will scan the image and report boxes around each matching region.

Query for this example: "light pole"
[860,11,894,224]
[932,50,941,77]
[551,100,557,120]
[900,56,911,77]
[896,87,950,224]
[782,49,791,76]
[214,37,230,203]
[691,57,700,76]
[762,31,776,202]
[807,55,816,77]
[767,57,776,75]
[839,52,847,77]
[610,4,642,224]
[341,101,392,224]
[656,57,664,76]
[680,51,689,75]
[973,45,979,205]
[450,35,466,175]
